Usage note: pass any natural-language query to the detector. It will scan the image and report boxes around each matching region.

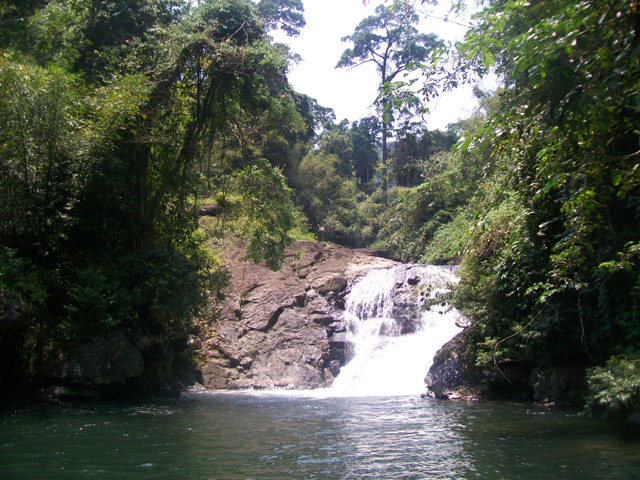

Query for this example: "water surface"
[2,392,638,479]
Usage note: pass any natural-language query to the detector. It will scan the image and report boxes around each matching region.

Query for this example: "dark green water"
[1,391,638,479]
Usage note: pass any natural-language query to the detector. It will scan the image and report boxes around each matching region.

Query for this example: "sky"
[271,0,489,130]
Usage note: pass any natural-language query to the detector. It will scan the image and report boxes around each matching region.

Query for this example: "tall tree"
[350,116,381,184]
[337,1,442,204]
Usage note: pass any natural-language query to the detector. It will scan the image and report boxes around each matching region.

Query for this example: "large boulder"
[424,330,533,401]
[529,366,585,406]
[46,332,144,385]
[424,331,579,403]
[38,332,145,400]
[37,330,204,401]
[423,331,480,400]
[198,241,395,390]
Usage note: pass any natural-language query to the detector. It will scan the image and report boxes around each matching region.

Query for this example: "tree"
[337,1,442,204]
[257,0,305,36]
[317,122,353,177]
[350,116,381,184]
[392,127,457,187]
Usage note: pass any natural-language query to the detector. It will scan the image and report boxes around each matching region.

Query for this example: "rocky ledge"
[197,241,396,390]
[424,330,586,405]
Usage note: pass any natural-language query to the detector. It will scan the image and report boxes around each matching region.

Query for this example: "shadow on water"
[2,393,638,479]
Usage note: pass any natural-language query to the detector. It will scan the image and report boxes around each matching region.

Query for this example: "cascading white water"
[330,265,463,397]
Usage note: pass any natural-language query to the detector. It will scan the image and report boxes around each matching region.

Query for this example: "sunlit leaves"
[257,0,305,37]
[88,74,150,143]
[0,54,83,205]
[0,0,306,357]
[28,0,89,67]
[586,351,640,415]
[237,158,296,270]
[446,0,640,407]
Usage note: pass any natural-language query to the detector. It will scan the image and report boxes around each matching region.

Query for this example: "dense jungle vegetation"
[1,0,639,417]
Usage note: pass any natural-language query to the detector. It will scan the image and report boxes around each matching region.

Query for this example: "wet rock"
[0,292,29,403]
[424,331,480,400]
[425,332,586,403]
[329,321,347,333]
[530,368,562,406]
[392,300,420,334]
[529,367,585,406]
[628,413,640,431]
[311,315,335,326]
[386,264,446,334]
[47,332,144,386]
[327,332,350,365]
[37,385,99,402]
[485,362,532,401]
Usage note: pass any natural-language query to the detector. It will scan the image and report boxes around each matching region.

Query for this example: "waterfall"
[330,265,463,397]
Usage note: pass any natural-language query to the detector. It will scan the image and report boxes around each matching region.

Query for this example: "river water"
[1,266,639,478]
[1,392,639,479]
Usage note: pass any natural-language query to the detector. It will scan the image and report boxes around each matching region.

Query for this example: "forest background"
[1,0,639,418]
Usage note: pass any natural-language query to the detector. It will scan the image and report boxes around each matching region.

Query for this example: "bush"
[585,351,640,417]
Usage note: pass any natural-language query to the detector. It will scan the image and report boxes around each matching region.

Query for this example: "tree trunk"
[382,119,388,206]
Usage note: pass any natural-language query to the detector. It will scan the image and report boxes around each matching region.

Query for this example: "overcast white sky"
[271,0,487,130]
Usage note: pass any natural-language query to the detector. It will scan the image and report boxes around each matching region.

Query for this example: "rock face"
[38,332,145,401]
[36,330,201,401]
[425,331,585,404]
[0,293,29,403]
[4,241,394,403]
[424,331,480,400]
[424,331,534,402]
[47,332,144,385]
[389,265,429,335]
[198,241,395,390]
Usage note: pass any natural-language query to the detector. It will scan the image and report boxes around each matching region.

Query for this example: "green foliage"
[0,247,48,312]
[236,158,296,270]
[422,207,473,265]
[294,151,378,247]
[0,0,306,386]
[28,0,89,67]
[317,128,353,177]
[0,54,85,263]
[392,127,457,187]
[413,0,640,411]
[74,0,184,80]
[378,104,493,262]
[350,116,381,184]
[361,0,640,412]
[586,351,640,417]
